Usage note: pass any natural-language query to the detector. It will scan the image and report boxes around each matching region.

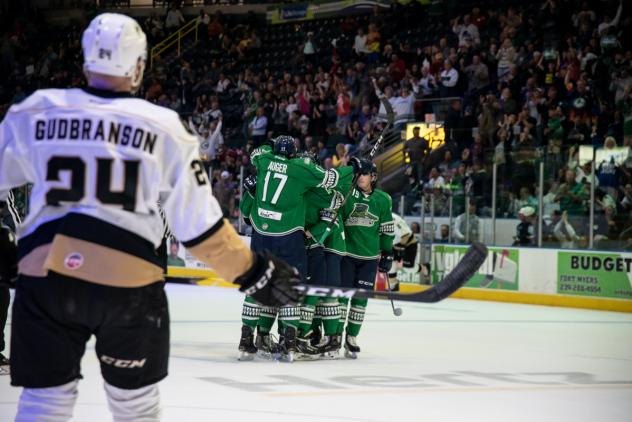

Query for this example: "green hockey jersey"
[342,188,394,259]
[250,149,353,236]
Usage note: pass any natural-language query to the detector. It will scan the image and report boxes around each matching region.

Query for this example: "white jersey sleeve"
[0,107,36,201]
[159,118,224,244]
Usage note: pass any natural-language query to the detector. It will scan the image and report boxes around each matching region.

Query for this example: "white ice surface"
[1,283,632,422]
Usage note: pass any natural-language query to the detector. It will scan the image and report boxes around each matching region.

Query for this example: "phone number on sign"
[560,283,602,293]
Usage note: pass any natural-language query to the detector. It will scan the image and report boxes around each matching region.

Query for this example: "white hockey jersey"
[0,87,228,287]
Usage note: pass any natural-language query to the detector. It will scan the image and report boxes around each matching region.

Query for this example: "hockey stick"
[167,243,488,304]
[384,274,403,316]
[295,242,487,303]
[317,85,396,245]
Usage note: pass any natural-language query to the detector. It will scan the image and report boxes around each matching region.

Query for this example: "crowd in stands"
[0,0,631,249]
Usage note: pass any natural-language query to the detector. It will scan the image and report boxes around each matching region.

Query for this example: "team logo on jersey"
[345,203,378,227]
[64,253,84,270]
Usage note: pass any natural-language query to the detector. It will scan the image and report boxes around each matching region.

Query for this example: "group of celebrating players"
[236,135,418,362]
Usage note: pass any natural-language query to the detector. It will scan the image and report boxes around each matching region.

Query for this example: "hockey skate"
[255,329,282,360]
[238,325,257,361]
[295,336,321,361]
[309,325,322,347]
[344,334,360,359]
[0,353,9,375]
[316,335,342,360]
[280,326,297,363]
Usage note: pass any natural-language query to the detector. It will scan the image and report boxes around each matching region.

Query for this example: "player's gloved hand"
[378,250,394,274]
[349,157,372,176]
[0,225,18,288]
[243,174,257,197]
[234,251,303,307]
[392,244,404,262]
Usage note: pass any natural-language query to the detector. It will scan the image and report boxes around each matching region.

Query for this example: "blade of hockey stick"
[166,243,488,304]
[384,272,403,315]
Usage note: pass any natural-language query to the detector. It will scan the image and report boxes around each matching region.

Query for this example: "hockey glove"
[234,251,303,307]
[243,174,257,197]
[378,250,394,274]
[0,225,17,288]
[392,244,404,262]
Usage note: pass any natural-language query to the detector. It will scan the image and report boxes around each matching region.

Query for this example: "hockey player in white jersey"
[388,213,422,290]
[0,13,301,422]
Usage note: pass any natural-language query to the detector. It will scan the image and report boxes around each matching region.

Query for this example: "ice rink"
[1,283,631,422]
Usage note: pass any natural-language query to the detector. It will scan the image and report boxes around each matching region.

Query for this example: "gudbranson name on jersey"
[34,118,157,154]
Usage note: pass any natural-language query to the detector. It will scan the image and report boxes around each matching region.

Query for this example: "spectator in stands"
[389,53,406,83]
[439,60,459,98]
[353,27,369,56]
[556,168,589,236]
[301,32,318,65]
[509,187,538,217]
[425,167,445,190]
[435,224,451,243]
[390,85,416,128]
[620,183,632,212]
[554,210,583,249]
[411,66,437,98]
[597,0,623,36]
[208,12,224,43]
[366,23,381,65]
[464,54,489,97]
[454,202,480,243]
[499,88,517,115]
[597,137,622,197]
[452,14,480,47]
[336,86,351,133]
[437,150,457,177]
[249,106,268,147]
[213,170,237,218]
[332,143,349,168]
[397,165,421,215]
[165,4,185,32]
[496,38,517,82]
[542,181,561,217]
[145,12,165,41]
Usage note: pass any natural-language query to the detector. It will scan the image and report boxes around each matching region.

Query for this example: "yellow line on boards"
[399,284,632,313]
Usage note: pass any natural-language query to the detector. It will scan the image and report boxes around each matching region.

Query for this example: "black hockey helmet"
[273,135,296,158]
